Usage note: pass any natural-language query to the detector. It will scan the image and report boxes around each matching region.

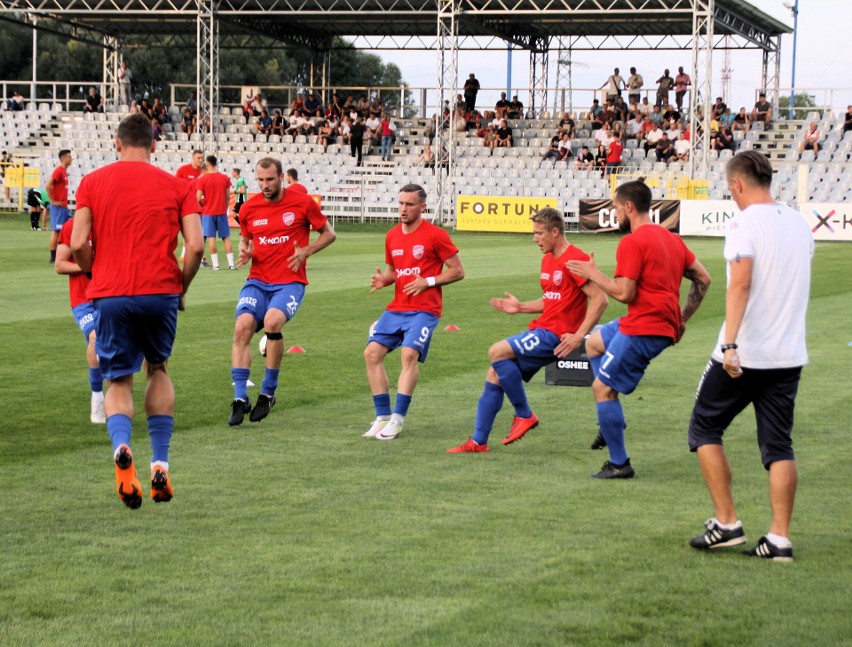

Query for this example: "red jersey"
[175,164,203,185]
[385,219,459,317]
[606,140,623,164]
[195,171,231,216]
[75,161,200,299]
[58,218,90,308]
[50,165,69,206]
[615,224,695,339]
[288,182,308,194]
[239,188,328,285]
[529,245,590,337]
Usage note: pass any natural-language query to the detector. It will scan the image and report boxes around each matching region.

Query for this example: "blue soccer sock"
[147,415,173,465]
[232,368,250,401]
[492,359,532,419]
[373,393,392,417]
[597,399,628,465]
[261,368,280,397]
[589,354,602,379]
[472,381,504,445]
[89,367,103,393]
[107,413,132,453]
[393,393,413,418]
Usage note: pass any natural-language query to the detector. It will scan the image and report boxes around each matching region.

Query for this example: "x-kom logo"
[811,209,836,233]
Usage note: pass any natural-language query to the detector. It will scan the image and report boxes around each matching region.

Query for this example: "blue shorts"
[71,303,97,342]
[506,328,562,382]
[236,279,305,329]
[368,310,440,363]
[94,294,180,380]
[202,214,231,239]
[596,319,671,395]
[50,205,71,231]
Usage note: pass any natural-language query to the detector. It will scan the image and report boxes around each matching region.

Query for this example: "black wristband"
[720,343,738,352]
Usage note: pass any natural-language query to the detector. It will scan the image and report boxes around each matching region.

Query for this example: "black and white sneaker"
[592,459,635,479]
[689,518,747,549]
[590,431,607,450]
[228,398,251,426]
[743,535,793,562]
[249,394,276,422]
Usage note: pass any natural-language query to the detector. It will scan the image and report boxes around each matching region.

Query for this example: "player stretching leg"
[364,184,464,441]
[55,217,105,423]
[228,157,336,426]
[448,208,607,453]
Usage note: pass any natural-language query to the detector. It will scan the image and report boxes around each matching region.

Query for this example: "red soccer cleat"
[446,437,489,453]
[502,412,540,445]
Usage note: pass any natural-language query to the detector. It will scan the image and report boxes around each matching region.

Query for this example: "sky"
[374,0,852,119]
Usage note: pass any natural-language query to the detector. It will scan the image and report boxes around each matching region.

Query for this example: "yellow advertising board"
[456,195,558,232]
[4,166,41,189]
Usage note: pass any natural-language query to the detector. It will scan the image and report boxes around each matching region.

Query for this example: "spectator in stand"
[5,89,24,111]
[655,69,674,107]
[798,121,822,155]
[304,91,322,114]
[594,143,608,174]
[285,110,301,139]
[719,107,736,130]
[650,104,664,126]
[369,96,384,120]
[309,108,325,135]
[751,92,772,128]
[152,97,167,125]
[542,135,561,162]
[616,96,631,122]
[638,97,652,118]
[185,92,198,115]
[495,92,510,119]
[118,61,132,107]
[327,93,344,117]
[612,121,625,142]
[317,117,336,150]
[665,120,681,141]
[639,113,655,140]
[84,87,104,114]
[507,95,524,120]
[415,145,435,169]
[715,124,736,153]
[587,99,603,128]
[343,94,356,115]
[663,104,681,123]
[626,112,643,140]
[576,145,595,170]
[644,122,664,156]
[495,119,513,148]
[594,123,613,148]
[271,109,285,137]
[558,133,573,162]
[626,67,644,105]
[732,107,751,133]
[365,112,382,146]
[558,112,575,138]
[339,115,352,146]
[356,94,370,117]
[349,116,366,166]
[180,108,197,137]
[606,132,623,175]
[254,109,273,139]
[380,113,396,162]
[844,106,852,134]
[674,132,691,161]
[466,109,483,132]
[655,133,675,163]
[249,93,266,117]
[151,117,162,142]
[463,73,480,112]
[483,124,497,150]
[712,97,728,120]
[602,68,625,102]
[290,93,305,116]
[674,66,691,110]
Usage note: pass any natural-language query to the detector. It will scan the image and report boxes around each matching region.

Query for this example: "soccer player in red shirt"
[46,149,73,263]
[71,114,204,509]
[55,217,105,424]
[567,179,711,479]
[177,149,205,264]
[285,168,308,194]
[363,184,465,441]
[228,157,336,426]
[447,208,608,453]
[195,155,236,270]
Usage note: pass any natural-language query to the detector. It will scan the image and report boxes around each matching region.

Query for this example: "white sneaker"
[362,417,390,438]
[90,392,106,424]
[376,418,403,441]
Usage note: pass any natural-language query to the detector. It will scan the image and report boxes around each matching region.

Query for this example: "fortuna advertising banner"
[456,195,558,232]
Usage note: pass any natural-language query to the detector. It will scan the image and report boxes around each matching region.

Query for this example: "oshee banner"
[457,195,558,232]
[799,203,852,242]
[579,199,680,232]
[679,200,740,237]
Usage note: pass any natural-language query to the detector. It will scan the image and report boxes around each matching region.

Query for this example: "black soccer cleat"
[590,431,607,450]
[249,394,276,423]
[689,518,747,550]
[743,536,793,562]
[592,459,635,479]
[228,398,251,426]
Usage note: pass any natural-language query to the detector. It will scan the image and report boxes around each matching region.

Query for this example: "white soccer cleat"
[376,418,403,441]
[362,417,390,438]
[90,392,106,424]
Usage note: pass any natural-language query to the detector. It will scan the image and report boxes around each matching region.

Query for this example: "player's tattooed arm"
[677,259,712,343]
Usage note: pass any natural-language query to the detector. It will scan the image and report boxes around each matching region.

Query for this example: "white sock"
[765,532,792,548]
[151,460,169,472]
[375,414,390,421]
[211,254,219,269]
[226,252,235,267]
[716,519,742,530]
[390,413,404,425]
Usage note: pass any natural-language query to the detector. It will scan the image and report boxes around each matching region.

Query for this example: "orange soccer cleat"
[114,444,142,509]
[502,412,540,445]
[150,464,174,503]
[446,437,489,453]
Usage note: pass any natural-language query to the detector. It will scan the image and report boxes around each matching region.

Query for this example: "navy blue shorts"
[368,310,440,363]
[596,318,671,395]
[236,279,305,329]
[202,214,231,239]
[71,303,97,342]
[94,294,180,380]
[50,205,71,231]
[505,328,562,382]
[688,359,802,469]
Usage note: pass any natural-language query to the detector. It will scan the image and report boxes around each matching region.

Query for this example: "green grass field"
[1,215,850,646]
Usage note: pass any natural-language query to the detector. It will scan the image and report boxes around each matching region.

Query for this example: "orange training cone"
[444,325,461,332]
[287,345,306,353]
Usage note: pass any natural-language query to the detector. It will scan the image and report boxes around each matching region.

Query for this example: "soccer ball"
[259,334,268,357]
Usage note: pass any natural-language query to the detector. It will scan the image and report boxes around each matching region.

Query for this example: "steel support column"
[102,35,120,109]
[528,37,550,119]
[435,0,457,225]
[760,35,782,122]
[688,0,713,181]
[554,38,572,117]
[197,0,219,153]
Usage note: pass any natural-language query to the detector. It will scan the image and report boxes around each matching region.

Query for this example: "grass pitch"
[1,216,850,646]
